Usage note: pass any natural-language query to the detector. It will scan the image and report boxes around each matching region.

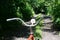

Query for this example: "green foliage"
[52,3,60,30]
[44,0,60,30]
[33,25,42,40]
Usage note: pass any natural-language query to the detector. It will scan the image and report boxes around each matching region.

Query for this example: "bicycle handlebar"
[6,17,42,27]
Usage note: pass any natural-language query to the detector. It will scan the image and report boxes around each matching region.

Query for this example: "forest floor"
[41,24,60,40]
[41,14,60,40]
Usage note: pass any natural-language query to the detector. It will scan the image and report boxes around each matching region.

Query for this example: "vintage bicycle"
[6,15,42,40]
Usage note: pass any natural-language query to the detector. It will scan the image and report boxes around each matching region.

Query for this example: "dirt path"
[42,30,60,40]
[41,14,60,40]
[42,26,60,40]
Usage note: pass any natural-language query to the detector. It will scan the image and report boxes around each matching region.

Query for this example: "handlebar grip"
[7,19,13,21]
[6,18,19,21]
